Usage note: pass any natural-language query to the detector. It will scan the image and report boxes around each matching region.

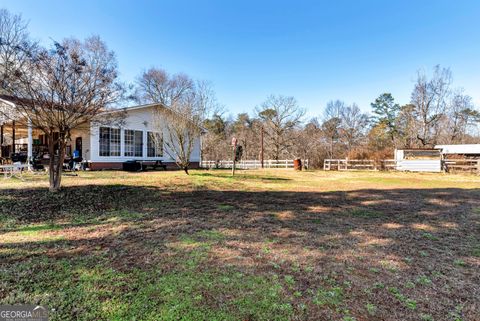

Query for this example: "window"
[147,132,163,157]
[124,129,143,157]
[99,127,120,156]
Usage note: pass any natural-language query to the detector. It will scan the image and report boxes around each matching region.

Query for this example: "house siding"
[70,127,90,160]
[87,106,201,169]
[89,161,200,170]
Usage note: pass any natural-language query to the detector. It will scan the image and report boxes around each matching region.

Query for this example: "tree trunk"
[183,166,189,175]
[274,143,280,161]
[330,138,334,159]
[47,133,65,192]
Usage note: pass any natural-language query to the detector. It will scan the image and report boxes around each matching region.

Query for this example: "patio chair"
[30,158,46,174]
[11,162,25,180]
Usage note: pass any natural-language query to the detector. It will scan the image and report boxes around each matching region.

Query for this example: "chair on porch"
[30,157,46,173]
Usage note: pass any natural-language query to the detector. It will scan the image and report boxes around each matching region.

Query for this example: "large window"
[147,132,163,157]
[124,130,143,157]
[99,127,120,156]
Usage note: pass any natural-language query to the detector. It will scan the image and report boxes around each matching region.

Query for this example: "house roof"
[0,95,24,124]
[0,96,207,133]
[434,144,480,154]
[0,94,28,106]
[99,102,167,115]
[103,102,208,133]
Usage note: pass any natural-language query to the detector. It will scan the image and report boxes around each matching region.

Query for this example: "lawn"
[0,169,479,321]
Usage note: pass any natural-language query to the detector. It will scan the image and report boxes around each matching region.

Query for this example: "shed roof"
[434,144,480,154]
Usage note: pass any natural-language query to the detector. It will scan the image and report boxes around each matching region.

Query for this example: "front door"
[75,137,82,157]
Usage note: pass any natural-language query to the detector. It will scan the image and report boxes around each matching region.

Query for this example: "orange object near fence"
[293,159,302,171]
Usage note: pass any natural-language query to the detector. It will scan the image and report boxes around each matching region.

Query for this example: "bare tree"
[154,80,214,174]
[136,68,194,105]
[203,113,230,162]
[0,9,36,93]
[136,68,216,173]
[411,65,452,146]
[322,100,345,159]
[256,95,305,160]
[443,89,479,143]
[4,36,123,191]
[293,118,326,168]
[339,103,370,154]
[366,122,393,157]
[231,113,261,160]
[395,104,418,148]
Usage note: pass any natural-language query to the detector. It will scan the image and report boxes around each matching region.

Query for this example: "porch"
[0,119,34,164]
[0,119,88,168]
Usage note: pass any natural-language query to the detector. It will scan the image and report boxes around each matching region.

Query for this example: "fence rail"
[323,159,396,171]
[324,158,479,174]
[443,159,480,173]
[200,159,309,169]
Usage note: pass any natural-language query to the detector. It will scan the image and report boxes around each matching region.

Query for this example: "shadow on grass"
[1,184,479,320]
[192,171,292,181]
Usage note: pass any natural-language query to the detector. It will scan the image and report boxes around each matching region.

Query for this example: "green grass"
[422,232,439,241]
[415,275,432,286]
[453,259,466,267]
[420,313,434,321]
[2,255,293,321]
[195,229,226,242]
[217,204,235,211]
[1,169,479,320]
[472,247,480,257]
[313,286,344,307]
[16,223,62,234]
[366,303,377,316]
[388,287,417,310]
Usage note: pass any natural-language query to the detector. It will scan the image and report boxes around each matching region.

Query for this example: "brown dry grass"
[0,169,479,320]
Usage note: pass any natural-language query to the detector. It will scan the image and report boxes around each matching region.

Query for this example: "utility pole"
[260,126,264,168]
[231,137,237,176]
[11,120,15,156]
[0,124,3,157]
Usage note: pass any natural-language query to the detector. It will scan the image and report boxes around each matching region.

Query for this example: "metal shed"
[394,149,442,172]
[435,144,480,173]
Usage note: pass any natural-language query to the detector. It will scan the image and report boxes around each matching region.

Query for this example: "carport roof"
[435,144,480,154]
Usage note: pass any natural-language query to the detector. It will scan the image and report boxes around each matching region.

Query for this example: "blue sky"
[2,0,480,118]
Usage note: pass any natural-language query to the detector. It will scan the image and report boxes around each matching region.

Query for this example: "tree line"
[202,65,480,168]
[1,7,480,192]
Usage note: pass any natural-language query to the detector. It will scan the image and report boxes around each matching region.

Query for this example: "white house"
[0,98,202,170]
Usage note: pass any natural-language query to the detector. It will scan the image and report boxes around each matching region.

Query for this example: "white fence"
[323,159,396,171]
[443,159,480,173]
[201,159,309,169]
[324,158,480,174]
